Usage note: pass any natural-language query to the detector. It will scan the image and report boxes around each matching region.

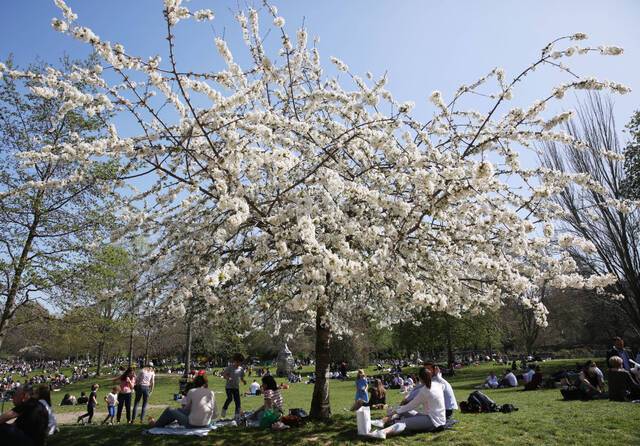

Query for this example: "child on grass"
[102,386,119,425]
[77,384,99,425]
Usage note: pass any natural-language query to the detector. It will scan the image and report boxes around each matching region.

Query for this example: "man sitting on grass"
[608,356,640,402]
[0,384,48,446]
[499,369,518,388]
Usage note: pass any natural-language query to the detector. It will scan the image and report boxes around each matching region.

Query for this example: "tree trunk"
[185,320,192,376]
[0,206,40,352]
[310,305,331,420]
[128,323,135,367]
[445,316,454,368]
[96,341,104,377]
[144,328,151,365]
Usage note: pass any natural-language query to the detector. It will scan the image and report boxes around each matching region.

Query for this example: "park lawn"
[45,359,640,446]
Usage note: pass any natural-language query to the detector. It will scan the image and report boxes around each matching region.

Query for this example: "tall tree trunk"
[185,320,192,376]
[310,305,331,420]
[96,341,104,377]
[144,328,151,365]
[0,206,40,352]
[445,315,454,368]
[128,323,135,367]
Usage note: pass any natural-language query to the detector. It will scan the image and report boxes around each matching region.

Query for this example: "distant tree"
[622,111,640,198]
[0,57,117,351]
[541,94,640,335]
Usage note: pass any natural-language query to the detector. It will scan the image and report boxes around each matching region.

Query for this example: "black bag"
[468,391,498,413]
[460,400,481,413]
[499,404,518,413]
[289,408,308,419]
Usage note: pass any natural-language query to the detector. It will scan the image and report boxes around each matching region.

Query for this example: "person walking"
[77,384,99,425]
[221,353,246,418]
[132,362,155,423]
[102,386,119,425]
[115,367,136,423]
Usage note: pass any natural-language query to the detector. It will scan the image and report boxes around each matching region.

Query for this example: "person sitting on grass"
[369,368,446,439]
[248,375,285,424]
[524,366,543,391]
[499,369,518,388]
[577,360,606,399]
[425,363,457,419]
[151,374,216,428]
[60,393,76,406]
[246,379,261,396]
[483,372,499,389]
[367,379,387,409]
[608,355,640,402]
[76,391,88,405]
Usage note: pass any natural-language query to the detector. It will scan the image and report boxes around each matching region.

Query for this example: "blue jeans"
[132,385,150,421]
[117,392,132,422]
[222,388,241,415]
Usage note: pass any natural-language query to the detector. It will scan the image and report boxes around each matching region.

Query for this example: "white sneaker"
[367,430,386,440]
[389,422,406,435]
[221,409,227,418]
[371,420,385,428]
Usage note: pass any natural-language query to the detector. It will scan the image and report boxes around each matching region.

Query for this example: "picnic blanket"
[145,425,217,436]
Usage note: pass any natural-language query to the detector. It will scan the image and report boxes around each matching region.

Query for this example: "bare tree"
[541,93,640,334]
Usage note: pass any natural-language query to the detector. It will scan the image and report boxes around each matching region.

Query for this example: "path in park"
[56,404,167,425]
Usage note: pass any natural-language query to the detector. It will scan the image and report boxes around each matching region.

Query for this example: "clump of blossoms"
[13,0,630,417]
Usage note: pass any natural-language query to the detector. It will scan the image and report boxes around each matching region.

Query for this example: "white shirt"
[183,387,216,427]
[505,372,518,387]
[396,381,446,427]
[249,381,260,395]
[487,375,499,387]
[137,368,155,387]
[523,369,535,384]
[39,399,57,436]
[433,374,457,410]
[106,392,117,406]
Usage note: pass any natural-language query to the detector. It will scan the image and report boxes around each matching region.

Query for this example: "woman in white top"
[132,363,155,423]
[153,374,216,428]
[370,368,445,439]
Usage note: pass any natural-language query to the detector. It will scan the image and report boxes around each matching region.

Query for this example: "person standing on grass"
[77,384,99,424]
[221,353,246,418]
[115,367,136,423]
[132,362,155,423]
[351,369,369,410]
[102,386,119,425]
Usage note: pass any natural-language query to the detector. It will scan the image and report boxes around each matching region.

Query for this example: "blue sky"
[3,1,639,127]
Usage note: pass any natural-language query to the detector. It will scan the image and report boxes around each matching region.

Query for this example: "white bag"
[356,406,371,436]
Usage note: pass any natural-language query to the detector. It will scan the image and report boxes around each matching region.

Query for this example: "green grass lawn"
[42,359,640,445]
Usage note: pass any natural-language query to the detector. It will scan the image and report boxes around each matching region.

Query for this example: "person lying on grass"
[150,374,216,428]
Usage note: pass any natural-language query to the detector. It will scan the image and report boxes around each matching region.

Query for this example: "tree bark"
[144,328,151,365]
[128,324,135,367]
[310,305,332,420]
[445,315,454,368]
[96,341,104,377]
[184,319,192,376]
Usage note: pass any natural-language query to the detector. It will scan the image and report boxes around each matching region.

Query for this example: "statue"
[276,342,295,377]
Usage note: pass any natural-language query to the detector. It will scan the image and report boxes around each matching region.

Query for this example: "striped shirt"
[263,389,284,410]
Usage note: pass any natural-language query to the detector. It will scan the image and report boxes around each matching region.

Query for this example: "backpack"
[498,404,518,413]
[467,391,498,413]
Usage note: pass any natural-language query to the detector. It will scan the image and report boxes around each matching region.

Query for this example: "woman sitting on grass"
[369,367,446,439]
[367,379,387,409]
[577,360,606,399]
[608,356,640,402]
[151,374,216,428]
